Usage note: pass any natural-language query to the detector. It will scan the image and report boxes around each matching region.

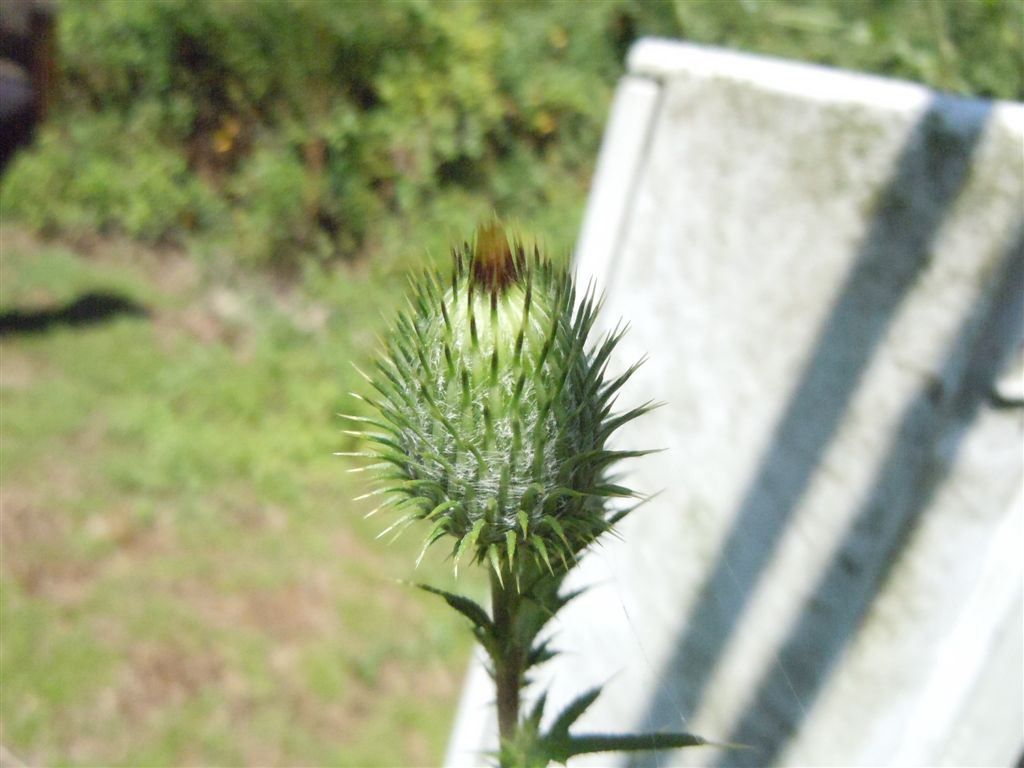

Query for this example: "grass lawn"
[0,224,534,766]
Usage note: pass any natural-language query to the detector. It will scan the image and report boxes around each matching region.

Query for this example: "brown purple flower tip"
[472,221,521,294]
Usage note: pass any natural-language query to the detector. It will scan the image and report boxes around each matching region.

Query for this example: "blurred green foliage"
[1,113,226,241]
[1,3,1021,765]
[2,0,1019,268]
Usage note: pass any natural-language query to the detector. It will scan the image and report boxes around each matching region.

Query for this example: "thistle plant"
[346,222,710,766]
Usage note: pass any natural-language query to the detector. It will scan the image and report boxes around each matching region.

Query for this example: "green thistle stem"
[491,567,524,753]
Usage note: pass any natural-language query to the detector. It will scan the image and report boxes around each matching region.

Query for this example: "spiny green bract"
[348,222,651,581]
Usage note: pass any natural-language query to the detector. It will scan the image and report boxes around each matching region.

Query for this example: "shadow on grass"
[0,291,149,336]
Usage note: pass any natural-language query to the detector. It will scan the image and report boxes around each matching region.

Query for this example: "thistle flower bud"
[355,222,648,579]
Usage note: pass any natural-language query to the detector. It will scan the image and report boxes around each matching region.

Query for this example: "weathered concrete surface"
[447,39,1024,768]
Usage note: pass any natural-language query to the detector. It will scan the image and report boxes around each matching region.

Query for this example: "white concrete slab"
[447,39,1024,768]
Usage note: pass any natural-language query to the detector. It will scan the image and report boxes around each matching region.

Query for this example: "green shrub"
[2,0,1019,269]
[1,115,222,242]
[228,142,312,268]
